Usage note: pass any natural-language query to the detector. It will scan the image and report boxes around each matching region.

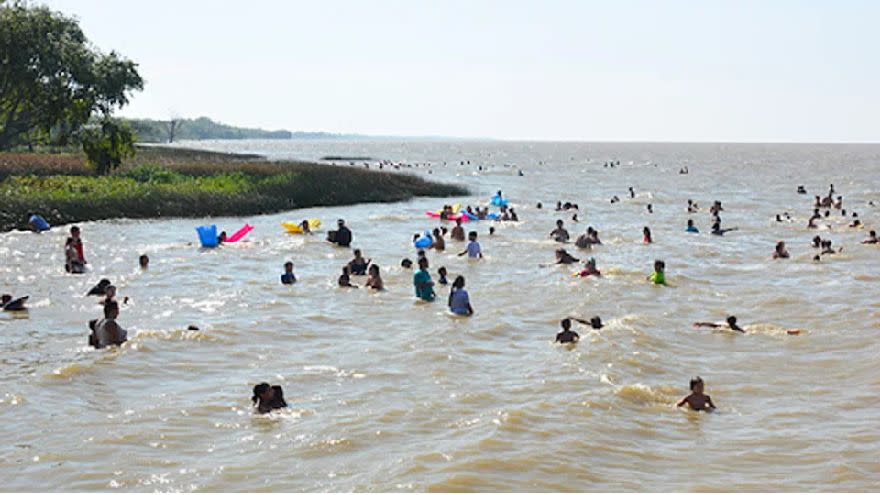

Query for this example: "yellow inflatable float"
[281,219,321,234]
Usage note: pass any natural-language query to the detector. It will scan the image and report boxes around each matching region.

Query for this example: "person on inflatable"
[300,220,313,235]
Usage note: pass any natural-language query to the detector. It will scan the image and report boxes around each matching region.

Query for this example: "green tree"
[0,2,143,149]
[80,118,136,175]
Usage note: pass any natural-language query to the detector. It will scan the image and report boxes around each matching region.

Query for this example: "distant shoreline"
[0,146,468,233]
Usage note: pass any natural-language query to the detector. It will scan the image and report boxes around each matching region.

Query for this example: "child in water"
[686,219,699,233]
[773,241,790,259]
[281,261,296,284]
[643,226,653,243]
[458,231,482,259]
[676,376,716,412]
[366,264,383,290]
[648,260,666,285]
[338,266,358,288]
[437,266,449,285]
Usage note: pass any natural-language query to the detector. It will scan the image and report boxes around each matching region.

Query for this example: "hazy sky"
[40,0,880,142]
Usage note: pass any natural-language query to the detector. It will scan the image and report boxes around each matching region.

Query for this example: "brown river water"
[1,141,878,491]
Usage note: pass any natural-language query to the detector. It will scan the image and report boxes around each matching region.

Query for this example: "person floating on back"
[677,376,716,412]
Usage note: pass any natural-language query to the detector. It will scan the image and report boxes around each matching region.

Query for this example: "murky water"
[1,141,879,491]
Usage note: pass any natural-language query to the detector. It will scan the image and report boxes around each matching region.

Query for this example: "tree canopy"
[0,2,143,149]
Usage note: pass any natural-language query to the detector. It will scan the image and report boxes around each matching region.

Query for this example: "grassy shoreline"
[0,147,468,232]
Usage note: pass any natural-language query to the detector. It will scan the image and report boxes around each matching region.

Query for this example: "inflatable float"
[29,214,50,232]
[490,195,509,207]
[281,219,321,234]
[226,224,254,243]
[462,211,501,221]
[196,224,219,248]
[426,211,469,221]
[414,230,433,248]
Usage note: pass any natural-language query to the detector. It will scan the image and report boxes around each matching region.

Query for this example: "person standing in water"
[450,218,466,241]
[90,301,127,349]
[676,376,716,412]
[550,220,569,243]
[648,260,666,285]
[459,231,483,259]
[413,258,435,302]
[281,261,296,284]
[366,264,384,290]
[348,249,371,275]
[432,228,446,252]
[448,276,474,316]
[643,226,653,243]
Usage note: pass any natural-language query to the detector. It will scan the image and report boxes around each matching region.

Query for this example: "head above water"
[139,254,149,268]
[590,316,603,329]
[689,376,705,393]
[337,219,345,227]
[418,257,429,270]
[452,275,465,289]
[401,258,413,268]
[561,318,571,331]
[252,382,273,404]
[726,316,737,326]
[284,261,293,271]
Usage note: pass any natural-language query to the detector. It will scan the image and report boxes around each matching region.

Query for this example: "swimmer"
[437,266,449,285]
[574,229,592,249]
[555,318,580,343]
[348,249,371,275]
[413,257,435,302]
[648,260,666,285]
[366,264,384,290]
[555,248,579,265]
[338,266,358,288]
[87,278,112,296]
[281,261,296,285]
[90,301,127,349]
[647,204,653,214]
[711,218,737,236]
[572,213,578,222]
[1,294,28,311]
[686,219,699,233]
[401,258,413,269]
[773,241,790,259]
[536,202,543,209]
[694,315,744,333]
[139,254,150,270]
[489,226,496,236]
[643,226,653,244]
[432,228,446,251]
[451,219,465,241]
[252,383,287,414]
[555,201,563,211]
[629,187,635,199]
[862,230,878,244]
[587,227,602,245]
[509,208,519,221]
[812,235,822,249]
[217,231,227,244]
[448,276,474,316]
[797,185,807,194]
[578,257,601,277]
[550,220,570,243]
[458,231,482,259]
[300,220,312,234]
[676,376,716,412]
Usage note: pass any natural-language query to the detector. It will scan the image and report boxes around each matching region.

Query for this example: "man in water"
[413,258,435,302]
[550,220,569,243]
[450,219,466,241]
[693,315,744,333]
[333,219,352,247]
[555,318,580,343]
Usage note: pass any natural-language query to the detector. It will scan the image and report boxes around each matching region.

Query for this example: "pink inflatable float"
[226,224,254,242]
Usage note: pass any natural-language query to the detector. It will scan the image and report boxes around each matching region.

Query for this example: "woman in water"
[366,264,384,290]
[448,276,474,316]
[252,383,288,414]
[676,376,716,412]
[348,249,371,276]
[65,237,85,274]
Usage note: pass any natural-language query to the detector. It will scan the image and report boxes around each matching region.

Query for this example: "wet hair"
[452,275,465,289]
[689,376,704,391]
[353,249,361,256]
[138,254,149,266]
[726,315,737,325]
[401,258,413,268]
[284,261,294,269]
[438,266,447,274]
[70,226,80,234]
[252,382,270,405]
[1,294,11,304]
[590,316,603,329]
[561,318,571,330]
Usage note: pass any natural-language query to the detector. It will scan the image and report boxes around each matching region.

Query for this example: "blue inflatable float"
[28,214,50,232]
[490,195,509,207]
[414,230,433,248]
[196,224,219,248]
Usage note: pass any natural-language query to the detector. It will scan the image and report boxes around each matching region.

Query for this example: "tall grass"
[0,152,468,231]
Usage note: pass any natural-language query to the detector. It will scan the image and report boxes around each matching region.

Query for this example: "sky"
[38,0,880,142]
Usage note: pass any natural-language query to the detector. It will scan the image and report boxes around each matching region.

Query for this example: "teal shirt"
[413,269,435,301]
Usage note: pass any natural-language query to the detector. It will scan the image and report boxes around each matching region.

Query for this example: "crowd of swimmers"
[7,169,878,416]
